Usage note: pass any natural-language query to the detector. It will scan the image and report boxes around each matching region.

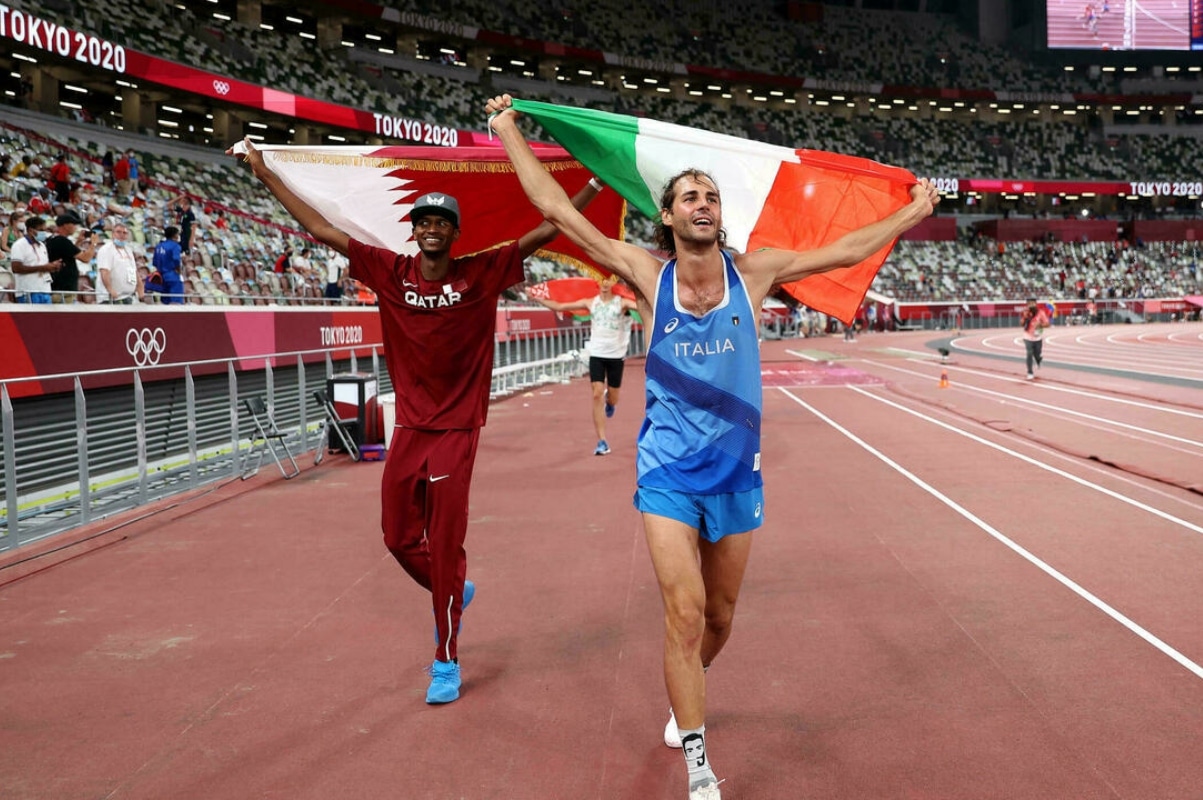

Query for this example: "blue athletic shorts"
[633,485,764,542]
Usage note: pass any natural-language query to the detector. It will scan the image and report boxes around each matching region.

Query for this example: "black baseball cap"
[411,192,460,228]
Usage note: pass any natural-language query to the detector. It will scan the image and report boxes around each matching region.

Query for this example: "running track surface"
[2,323,1201,800]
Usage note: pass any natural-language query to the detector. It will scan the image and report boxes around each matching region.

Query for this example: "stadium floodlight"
[285,16,304,23]
[212,13,230,20]
[13,53,37,63]
[365,33,382,41]
[59,101,82,110]
[260,24,273,30]
[64,84,89,94]
[688,90,702,96]
[161,105,182,113]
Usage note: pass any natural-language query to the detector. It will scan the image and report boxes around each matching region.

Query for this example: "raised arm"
[738,180,939,301]
[532,295,593,314]
[487,95,660,295]
[227,138,350,255]
[515,180,601,259]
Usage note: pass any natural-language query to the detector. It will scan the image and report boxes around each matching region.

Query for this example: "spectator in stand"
[49,153,72,203]
[47,213,98,304]
[273,245,294,284]
[212,209,229,230]
[28,188,52,216]
[101,151,115,190]
[9,155,31,182]
[127,151,141,192]
[113,152,132,198]
[152,225,185,304]
[168,194,198,254]
[1,209,26,257]
[96,223,142,304]
[324,248,348,302]
[9,216,61,304]
[290,246,315,285]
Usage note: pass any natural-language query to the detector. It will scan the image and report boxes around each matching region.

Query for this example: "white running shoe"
[689,780,722,800]
[664,707,682,748]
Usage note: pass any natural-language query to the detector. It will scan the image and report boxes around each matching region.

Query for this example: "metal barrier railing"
[0,324,622,553]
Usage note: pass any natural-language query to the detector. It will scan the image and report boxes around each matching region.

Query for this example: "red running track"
[1,325,1201,799]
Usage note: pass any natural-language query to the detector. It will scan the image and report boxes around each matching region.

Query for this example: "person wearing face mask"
[96,223,142,304]
[9,216,61,304]
[0,209,24,257]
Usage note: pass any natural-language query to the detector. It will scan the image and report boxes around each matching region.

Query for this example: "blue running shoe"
[604,400,615,418]
[433,579,475,644]
[425,659,461,704]
[594,440,610,456]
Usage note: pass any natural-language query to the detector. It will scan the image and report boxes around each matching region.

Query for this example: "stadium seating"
[3,0,1200,307]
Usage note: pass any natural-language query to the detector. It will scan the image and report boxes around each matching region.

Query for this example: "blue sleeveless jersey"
[637,252,763,494]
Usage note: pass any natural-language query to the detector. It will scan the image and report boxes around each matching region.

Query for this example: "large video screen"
[1047,0,1203,50]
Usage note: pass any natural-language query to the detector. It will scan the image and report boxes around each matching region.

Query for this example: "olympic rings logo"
[125,327,167,367]
[213,80,231,95]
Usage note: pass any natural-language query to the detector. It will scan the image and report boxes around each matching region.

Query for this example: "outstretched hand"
[486,94,519,133]
[911,178,940,217]
[225,137,268,183]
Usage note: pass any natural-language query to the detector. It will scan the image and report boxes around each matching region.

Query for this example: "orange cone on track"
[938,369,949,389]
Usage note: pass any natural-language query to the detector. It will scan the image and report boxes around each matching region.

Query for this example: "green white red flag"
[232,142,626,273]
[510,99,918,323]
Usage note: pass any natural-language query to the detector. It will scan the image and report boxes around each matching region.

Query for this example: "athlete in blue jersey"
[490,94,938,800]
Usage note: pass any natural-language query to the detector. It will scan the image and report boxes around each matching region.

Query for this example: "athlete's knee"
[663,591,706,646]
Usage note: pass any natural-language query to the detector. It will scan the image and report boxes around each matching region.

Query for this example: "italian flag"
[511,99,918,323]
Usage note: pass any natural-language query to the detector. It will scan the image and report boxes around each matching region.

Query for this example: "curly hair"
[652,169,728,256]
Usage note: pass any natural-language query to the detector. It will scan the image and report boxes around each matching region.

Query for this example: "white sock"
[679,725,717,790]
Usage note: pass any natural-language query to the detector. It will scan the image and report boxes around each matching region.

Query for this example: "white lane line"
[777,386,1203,681]
[837,384,1203,535]
[888,358,1203,421]
[866,359,1203,448]
[784,349,821,362]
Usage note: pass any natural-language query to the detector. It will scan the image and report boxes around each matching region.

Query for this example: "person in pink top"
[232,137,599,705]
[1020,297,1051,380]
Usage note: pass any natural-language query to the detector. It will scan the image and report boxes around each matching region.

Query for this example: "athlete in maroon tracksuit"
[234,137,599,704]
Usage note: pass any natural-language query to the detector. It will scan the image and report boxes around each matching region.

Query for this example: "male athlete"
[488,94,937,799]
[232,137,598,704]
[532,275,637,455]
